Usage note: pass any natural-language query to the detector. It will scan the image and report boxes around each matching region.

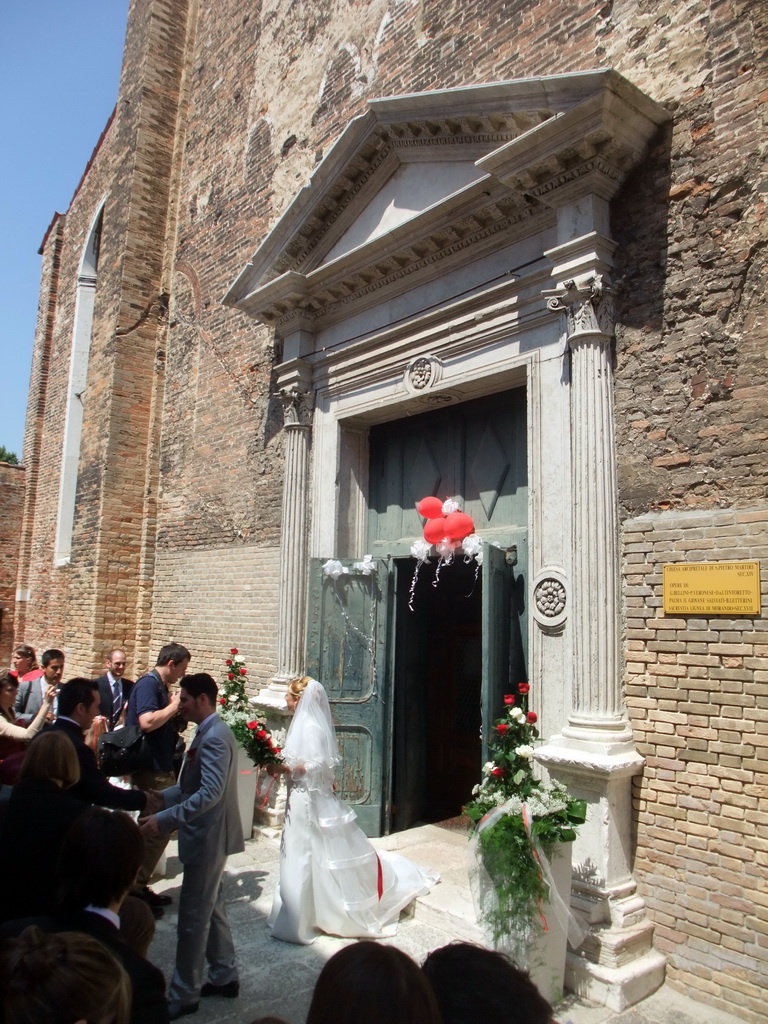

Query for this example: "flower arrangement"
[463,683,586,954]
[218,648,283,767]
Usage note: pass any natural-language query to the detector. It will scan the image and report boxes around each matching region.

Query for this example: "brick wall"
[624,507,768,1021]
[0,464,25,665]
[149,544,280,685]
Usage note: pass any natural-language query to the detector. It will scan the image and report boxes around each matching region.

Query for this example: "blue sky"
[0,1,129,460]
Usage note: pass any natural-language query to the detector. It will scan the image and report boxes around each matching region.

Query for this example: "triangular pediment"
[225,70,668,330]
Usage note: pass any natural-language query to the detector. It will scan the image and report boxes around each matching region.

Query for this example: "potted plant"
[464,683,587,1001]
[218,648,282,837]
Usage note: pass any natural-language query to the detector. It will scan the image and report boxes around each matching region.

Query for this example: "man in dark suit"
[95,648,134,729]
[140,673,244,1020]
[50,678,155,815]
[0,807,170,1024]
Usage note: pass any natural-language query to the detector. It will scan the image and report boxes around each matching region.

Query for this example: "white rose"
[482,761,496,776]
[234,655,245,663]
[515,745,534,759]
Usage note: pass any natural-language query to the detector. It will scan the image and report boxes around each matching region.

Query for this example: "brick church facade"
[15,0,767,1016]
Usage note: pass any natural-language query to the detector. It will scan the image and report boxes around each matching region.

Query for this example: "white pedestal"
[236,746,257,840]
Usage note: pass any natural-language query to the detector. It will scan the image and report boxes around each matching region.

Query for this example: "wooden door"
[305,557,393,836]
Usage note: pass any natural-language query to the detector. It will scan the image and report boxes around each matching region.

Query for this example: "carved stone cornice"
[225,70,668,337]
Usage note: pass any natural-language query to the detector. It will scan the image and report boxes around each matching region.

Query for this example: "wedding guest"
[0,668,56,768]
[15,648,64,726]
[9,644,43,684]
[0,732,86,923]
[421,941,555,1024]
[96,648,135,730]
[0,925,130,1024]
[0,808,169,1024]
[306,941,444,1024]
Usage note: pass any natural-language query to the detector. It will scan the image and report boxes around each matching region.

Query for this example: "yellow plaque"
[663,561,761,615]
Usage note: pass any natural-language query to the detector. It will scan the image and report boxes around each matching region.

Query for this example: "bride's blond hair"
[288,676,312,700]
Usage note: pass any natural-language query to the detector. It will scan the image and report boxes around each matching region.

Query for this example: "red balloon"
[424,517,447,544]
[443,511,475,541]
[417,496,444,519]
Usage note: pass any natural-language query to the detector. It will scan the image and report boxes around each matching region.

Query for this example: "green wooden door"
[481,531,528,760]
[305,557,393,836]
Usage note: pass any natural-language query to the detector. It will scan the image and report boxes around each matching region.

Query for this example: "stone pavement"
[146,826,747,1024]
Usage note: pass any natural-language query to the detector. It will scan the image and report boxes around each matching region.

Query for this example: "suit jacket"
[0,909,169,1024]
[156,713,244,865]
[49,718,146,813]
[0,777,87,923]
[95,674,135,730]
[14,672,46,726]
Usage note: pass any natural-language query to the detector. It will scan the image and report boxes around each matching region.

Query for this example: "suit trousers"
[167,854,237,1010]
[131,769,176,888]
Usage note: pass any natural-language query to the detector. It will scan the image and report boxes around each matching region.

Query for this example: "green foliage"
[464,685,587,946]
[0,446,19,465]
[218,648,282,767]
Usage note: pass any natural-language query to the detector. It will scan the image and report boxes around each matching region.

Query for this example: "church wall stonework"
[624,508,768,1019]
[0,464,25,664]
[16,0,767,1014]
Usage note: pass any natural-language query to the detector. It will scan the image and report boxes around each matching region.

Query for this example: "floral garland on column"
[463,683,587,963]
[218,648,283,767]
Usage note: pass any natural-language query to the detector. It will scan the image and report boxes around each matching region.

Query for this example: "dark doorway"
[391,556,482,832]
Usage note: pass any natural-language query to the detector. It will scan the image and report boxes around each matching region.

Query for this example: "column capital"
[543,274,614,340]
[278,383,314,428]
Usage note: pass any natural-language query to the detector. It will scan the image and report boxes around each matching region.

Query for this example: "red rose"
[518,683,530,694]
[228,673,234,680]
[225,659,232,666]
[274,747,282,754]
[503,694,515,705]
[496,723,509,734]
[491,766,505,777]
[527,712,538,724]
[218,697,226,706]
[256,729,267,740]
[246,721,258,730]
[241,668,247,674]
[230,648,238,655]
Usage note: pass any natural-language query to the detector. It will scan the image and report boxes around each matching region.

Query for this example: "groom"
[139,673,244,1020]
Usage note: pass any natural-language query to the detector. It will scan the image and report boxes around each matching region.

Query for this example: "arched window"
[54,204,104,565]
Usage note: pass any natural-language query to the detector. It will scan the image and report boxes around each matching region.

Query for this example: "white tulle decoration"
[322,559,347,580]
[352,554,376,576]
[410,539,431,562]
[461,534,482,559]
[436,539,457,561]
[442,498,460,515]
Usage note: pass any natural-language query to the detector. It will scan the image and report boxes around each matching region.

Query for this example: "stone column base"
[566,945,666,1012]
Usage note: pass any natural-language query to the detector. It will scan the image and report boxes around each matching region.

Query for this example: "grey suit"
[155,713,245,1013]
[14,676,47,726]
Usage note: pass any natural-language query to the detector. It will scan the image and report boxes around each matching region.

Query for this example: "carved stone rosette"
[531,567,568,633]
[404,354,443,395]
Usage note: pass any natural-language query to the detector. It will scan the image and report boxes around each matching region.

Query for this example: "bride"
[268,677,437,945]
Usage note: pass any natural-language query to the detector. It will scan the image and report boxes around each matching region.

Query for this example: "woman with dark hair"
[306,941,443,1024]
[0,924,130,1024]
[0,732,86,923]
[0,668,56,764]
[268,677,436,944]
[421,942,556,1024]
[10,644,43,684]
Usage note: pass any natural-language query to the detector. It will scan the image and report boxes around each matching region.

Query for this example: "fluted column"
[270,383,313,692]
[548,277,632,747]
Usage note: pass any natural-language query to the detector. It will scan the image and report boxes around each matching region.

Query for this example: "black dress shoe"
[138,886,172,907]
[168,1002,199,1021]
[201,979,240,998]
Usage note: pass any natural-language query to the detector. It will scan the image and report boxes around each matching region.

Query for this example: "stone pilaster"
[257,361,314,707]
[538,271,664,1011]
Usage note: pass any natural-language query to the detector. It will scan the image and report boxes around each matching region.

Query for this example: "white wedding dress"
[268,680,437,945]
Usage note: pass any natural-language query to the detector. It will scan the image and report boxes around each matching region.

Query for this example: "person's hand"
[169,689,181,709]
[144,789,164,815]
[267,763,291,777]
[43,684,57,704]
[138,814,160,838]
